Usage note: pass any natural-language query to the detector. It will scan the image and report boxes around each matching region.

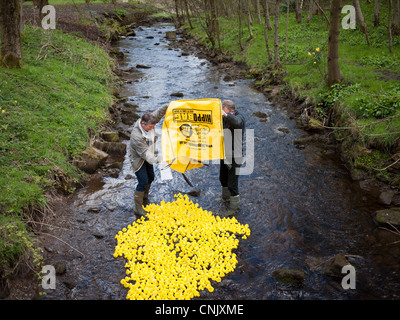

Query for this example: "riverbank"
[175,3,400,206]
[0,1,172,298]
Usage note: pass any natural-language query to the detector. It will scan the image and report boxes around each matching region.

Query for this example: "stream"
[40,23,400,300]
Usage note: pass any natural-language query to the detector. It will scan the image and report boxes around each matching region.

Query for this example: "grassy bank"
[0,24,116,275]
[183,1,400,185]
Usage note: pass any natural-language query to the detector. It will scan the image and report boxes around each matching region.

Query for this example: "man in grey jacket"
[129,103,169,216]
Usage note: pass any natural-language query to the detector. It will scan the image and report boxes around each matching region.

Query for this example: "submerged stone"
[136,64,151,69]
[378,190,396,205]
[324,253,351,278]
[166,31,176,40]
[74,147,108,174]
[170,92,184,97]
[272,268,305,285]
[307,118,324,131]
[101,132,119,142]
[54,261,67,275]
[374,208,400,228]
[93,140,126,157]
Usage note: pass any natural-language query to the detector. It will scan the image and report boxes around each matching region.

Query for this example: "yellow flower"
[308,52,311,56]
[316,47,320,52]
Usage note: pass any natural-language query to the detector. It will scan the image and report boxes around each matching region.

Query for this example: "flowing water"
[41,23,400,300]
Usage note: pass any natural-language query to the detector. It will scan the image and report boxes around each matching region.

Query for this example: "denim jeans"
[135,161,155,192]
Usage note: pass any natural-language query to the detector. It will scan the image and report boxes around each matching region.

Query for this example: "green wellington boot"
[134,191,147,216]
[221,195,240,217]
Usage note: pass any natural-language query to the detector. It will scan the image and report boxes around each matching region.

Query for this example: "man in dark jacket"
[220,100,245,216]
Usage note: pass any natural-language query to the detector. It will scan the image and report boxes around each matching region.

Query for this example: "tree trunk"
[247,0,255,39]
[0,0,23,69]
[352,0,370,45]
[256,0,262,24]
[191,0,216,49]
[262,0,272,61]
[183,0,193,29]
[307,0,314,23]
[38,0,49,23]
[20,0,24,36]
[389,0,393,52]
[285,0,289,61]
[295,0,302,23]
[33,0,48,19]
[238,0,244,50]
[264,0,272,30]
[327,0,342,86]
[210,0,221,52]
[352,0,366,32]
[222,0,231,18]
[312,0,329,26]
[374,0,380,26]
[174,0,183,27]
[247,0,253,24]
[274,0,281,69]
[313,0,320,15]
[203,0,216,49]
[393,0,399,35]
[39,0,49,21]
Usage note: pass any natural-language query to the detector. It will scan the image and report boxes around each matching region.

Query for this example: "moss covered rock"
[324,253,351,278]
[272,268,305,285]
[74,146,108,174]
[374,208,400,228]
[101,131,119,142]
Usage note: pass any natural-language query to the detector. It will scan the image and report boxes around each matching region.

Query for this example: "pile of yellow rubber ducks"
[113,193,250,300]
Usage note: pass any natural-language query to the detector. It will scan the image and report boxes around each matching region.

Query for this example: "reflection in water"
[42,23,400,300]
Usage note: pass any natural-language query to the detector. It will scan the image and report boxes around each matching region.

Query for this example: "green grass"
[0,25,116,271]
